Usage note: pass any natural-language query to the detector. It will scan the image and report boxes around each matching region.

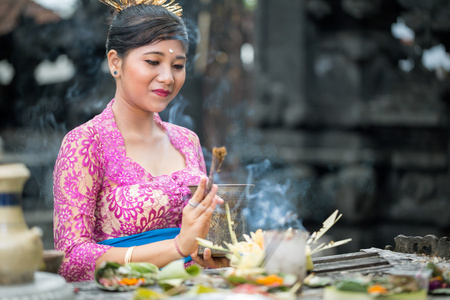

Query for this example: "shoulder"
[60,106,114,151]
[62,118,100,145]
[63,102,114,143]
[164,122,201,145]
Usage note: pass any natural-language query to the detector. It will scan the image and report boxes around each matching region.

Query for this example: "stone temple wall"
[248,0,450,252]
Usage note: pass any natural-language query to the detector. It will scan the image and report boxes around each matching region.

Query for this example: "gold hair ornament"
[98,0,182,16]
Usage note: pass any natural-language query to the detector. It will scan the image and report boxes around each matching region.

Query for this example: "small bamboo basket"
[188,184,254,257]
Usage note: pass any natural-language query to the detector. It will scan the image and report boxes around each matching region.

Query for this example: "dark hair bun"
[106,4,188,57]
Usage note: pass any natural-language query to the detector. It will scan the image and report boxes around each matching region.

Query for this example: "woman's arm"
[53,128,110,282]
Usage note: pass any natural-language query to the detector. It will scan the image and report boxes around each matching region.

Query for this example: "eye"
[146,60,159,66]
[173,64,185,70]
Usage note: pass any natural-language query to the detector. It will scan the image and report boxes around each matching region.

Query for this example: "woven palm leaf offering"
[305,209,353,271]
[197,229,302,298]
[427,262,450,294]
[321,274,428,300]
[196,209,353,296]
[95,260,202,292]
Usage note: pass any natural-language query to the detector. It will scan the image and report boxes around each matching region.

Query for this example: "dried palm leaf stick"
[204,146,227,196]
[225,202,237,244]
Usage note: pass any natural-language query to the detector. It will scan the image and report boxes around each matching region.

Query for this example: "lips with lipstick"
[153,89,170,97]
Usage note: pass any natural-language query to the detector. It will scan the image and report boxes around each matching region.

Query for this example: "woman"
[53,0,227,282]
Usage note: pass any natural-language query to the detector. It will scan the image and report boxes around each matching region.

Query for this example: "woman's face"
[113,39,186,113]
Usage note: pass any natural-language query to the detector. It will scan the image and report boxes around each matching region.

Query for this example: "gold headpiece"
[98,0,182,16]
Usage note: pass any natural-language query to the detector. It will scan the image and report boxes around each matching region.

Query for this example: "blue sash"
[98,227,192,263]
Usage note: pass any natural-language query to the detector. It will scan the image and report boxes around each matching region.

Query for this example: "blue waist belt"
[98,227,192,263]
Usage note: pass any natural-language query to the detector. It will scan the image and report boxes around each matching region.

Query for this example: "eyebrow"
[143,51,186,60]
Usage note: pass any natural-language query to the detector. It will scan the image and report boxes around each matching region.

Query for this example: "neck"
[112,97,158,138]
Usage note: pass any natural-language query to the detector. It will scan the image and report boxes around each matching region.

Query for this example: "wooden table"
[70,248,450,299]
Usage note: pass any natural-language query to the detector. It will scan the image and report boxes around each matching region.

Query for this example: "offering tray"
[0,272,74,300]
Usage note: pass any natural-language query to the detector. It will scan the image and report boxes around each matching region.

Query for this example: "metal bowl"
[188,184,254,257]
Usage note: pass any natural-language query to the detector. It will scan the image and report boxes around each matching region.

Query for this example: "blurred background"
[1,0,449,253]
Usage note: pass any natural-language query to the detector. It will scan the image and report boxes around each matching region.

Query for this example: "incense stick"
[204,146,227,196]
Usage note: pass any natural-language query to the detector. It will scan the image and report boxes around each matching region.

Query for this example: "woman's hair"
[106,4,188,57]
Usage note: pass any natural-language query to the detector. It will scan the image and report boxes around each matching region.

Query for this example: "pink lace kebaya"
[53,100,206,282]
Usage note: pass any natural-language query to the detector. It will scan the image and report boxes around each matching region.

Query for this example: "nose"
[156,65,174,85]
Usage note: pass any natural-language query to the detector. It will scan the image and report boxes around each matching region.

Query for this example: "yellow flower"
[251,229,264,250]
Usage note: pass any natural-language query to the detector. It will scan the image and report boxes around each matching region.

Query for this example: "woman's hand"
[191,248,230,269]
[177,177,223,256]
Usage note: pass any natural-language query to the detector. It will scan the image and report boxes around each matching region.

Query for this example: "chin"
[150,104,170,113]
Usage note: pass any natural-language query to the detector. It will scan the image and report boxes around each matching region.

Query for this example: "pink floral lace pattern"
[53,100,206,282]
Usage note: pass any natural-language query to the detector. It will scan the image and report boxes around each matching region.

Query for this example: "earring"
[114,71,118,75]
